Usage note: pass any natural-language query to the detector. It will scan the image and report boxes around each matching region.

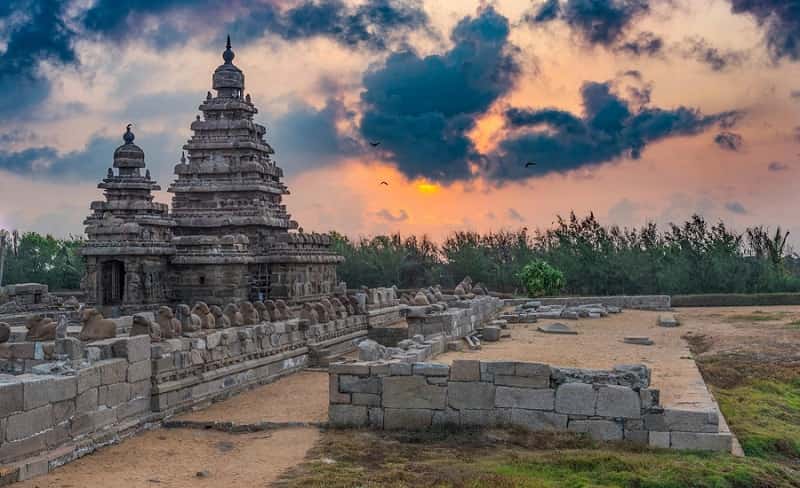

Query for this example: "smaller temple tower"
[81,126,175,313]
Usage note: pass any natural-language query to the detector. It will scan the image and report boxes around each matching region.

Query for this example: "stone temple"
[81,38,343,313]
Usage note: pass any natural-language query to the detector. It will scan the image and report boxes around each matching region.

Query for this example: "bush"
[518,260,565,297]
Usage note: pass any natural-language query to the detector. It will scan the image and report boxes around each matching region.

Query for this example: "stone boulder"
[357,339,388,361]
[0,322,10,343]
[79,308,117,341]
[25,314,56,341]
[483,326,501,341]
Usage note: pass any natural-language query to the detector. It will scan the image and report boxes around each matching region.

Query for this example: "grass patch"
[723,311,791,323]
[278,429,800,488]
[786,320,800,330]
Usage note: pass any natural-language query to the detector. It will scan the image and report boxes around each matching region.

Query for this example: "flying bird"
[369,141,381,147]
[380,181,389,186]
[525,161,536,168]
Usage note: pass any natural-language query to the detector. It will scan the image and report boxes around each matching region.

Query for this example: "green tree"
[517,259,565,297]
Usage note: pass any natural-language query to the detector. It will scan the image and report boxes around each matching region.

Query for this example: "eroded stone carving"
[79,308,117,341]
[240,301,259,325]
[192,302,216,329]
[224,303,244,327]
[131,314,161,341]
[26,314,57,341]
[177,304,202,333]
[300,303,318,325]
[211,305,231,328]
[157,306,182,338]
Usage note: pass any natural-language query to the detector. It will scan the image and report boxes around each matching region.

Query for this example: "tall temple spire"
[223,35,235,64]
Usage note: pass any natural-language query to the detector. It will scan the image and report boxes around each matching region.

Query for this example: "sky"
[0,0,799,245]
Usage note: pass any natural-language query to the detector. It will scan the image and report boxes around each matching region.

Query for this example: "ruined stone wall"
[0,335,152,480]
[504,295,671,310]
[329,360,731,452]
[406,296,503,339]
[169,263,250,306]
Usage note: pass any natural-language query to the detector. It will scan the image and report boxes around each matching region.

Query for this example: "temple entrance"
[101,260,125,305]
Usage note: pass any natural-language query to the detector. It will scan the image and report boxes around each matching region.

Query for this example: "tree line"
[332,213,800,296]
[2,213,798,296]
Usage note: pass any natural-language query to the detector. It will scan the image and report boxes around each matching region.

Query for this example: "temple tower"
[168,38,343,304]
[81,126,175,314]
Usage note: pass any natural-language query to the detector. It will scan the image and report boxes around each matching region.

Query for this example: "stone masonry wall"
[0,335,152,480]
[329,359,731,452]
[504,295,671,310]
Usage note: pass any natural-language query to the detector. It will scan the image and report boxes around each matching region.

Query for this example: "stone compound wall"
[0,335,152,481]
[504,295,671,311]
[329,360,731,452]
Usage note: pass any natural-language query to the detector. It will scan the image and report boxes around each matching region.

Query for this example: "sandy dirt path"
[15,427,319,488]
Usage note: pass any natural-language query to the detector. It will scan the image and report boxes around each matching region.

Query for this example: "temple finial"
[223,35,235,64]
[123,124,135,144]
[181,151,186,164]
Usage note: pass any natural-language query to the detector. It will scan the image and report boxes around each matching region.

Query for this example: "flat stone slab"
[624,336,654,346]
[537,323,577,335]
[658,314,679,327]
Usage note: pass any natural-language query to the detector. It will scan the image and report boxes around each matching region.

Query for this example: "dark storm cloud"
[270,98,361,172]
[0,131,181,182]
[725,201,747,214]
[525,0,651,46]
[487,80,741,182]
[81,0,430,51]
[615,31,664,56]
[728,0,800,62]
[359,6,520,182]
[714,131,744,151]
[679,37,748,71]
[0,0,76,116]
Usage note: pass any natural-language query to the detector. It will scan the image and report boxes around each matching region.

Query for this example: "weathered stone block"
[76,388,98,413]
[510,409,568,431]
[52,399,76,425]
[0,432,47,464]
[515,362,551,379]
[22,376,54,410]
[6,405,53,441]
[555,383,596,415]
[494,375,549,389]
[384,408,433,430]
[329,404,368,427]
[330,363,371,376]
[624,430,649,445]
[663,409,719,433]
[99,383,130,407]
[0,380,23,416]
[432,408,460,427]
[339,375,381,394]
[448,381,495,410]
[352,393,381,407]
[670,432,732,452]
[97,359,127,385]
[368,407,384,428]
[412,363,449,376]
[595,385,641,418]
[480,361,515,381]
[112,335,150,363]
[649,431,670,448]
[568,419,623,441]
[461,408,511,427]
[382,375,446,409]
[482,326,501,341]
[70,407,116,436]
[127,360,152,383]
[495,386,554,410]
[329,374,351,404]
[129,380,150,400]
[116,397,150,421]
[49,376,77,403]
[388,362,412,376]
[449,360,480,382]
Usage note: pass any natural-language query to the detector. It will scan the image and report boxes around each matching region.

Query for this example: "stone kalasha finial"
[123,123,135,144]
[223,35,235,64]
[180,151,186,164]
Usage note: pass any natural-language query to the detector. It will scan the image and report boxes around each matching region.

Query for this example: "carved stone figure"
[454,284,467,297]
[330,297,348,318]
[312,302,329,323]
[253,301,271,322]
[275,300,293,320]
[320,297,336,320]
[239,301,259,325]
[433,285,445,301]
[131,314,161,341]
[300,303,318,325]
[0,322,10,343]
[211,305,230,328]
[414,291,431,306]
[63,296,80,309]
[79,308,117,341]
[176,304,202,333]
[224,303,244,327]
[472,282,488,295]
[157,306,182,338]
[192,302,216,329]
[25,314,57,341]
[457,276,473,293]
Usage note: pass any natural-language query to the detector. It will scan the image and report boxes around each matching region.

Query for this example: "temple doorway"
[101,260,125,305]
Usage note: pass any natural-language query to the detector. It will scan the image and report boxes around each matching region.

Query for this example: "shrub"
[518,260,565,297]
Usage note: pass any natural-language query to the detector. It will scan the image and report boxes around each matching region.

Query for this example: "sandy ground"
[178,371,329,424]
[438,309,715,409]
[15,427,319,488]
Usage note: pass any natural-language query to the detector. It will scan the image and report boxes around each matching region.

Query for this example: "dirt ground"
[14,305,800,486]
[178,371,329,424]
[15,427,320,488]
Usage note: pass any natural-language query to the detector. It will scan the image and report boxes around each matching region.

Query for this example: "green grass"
[714,378,800,460]
[278,429,800,488]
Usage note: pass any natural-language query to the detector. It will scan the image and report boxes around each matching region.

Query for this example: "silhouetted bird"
[525,161,536,167]
[369,141,381,147]
[380,181,389,186]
